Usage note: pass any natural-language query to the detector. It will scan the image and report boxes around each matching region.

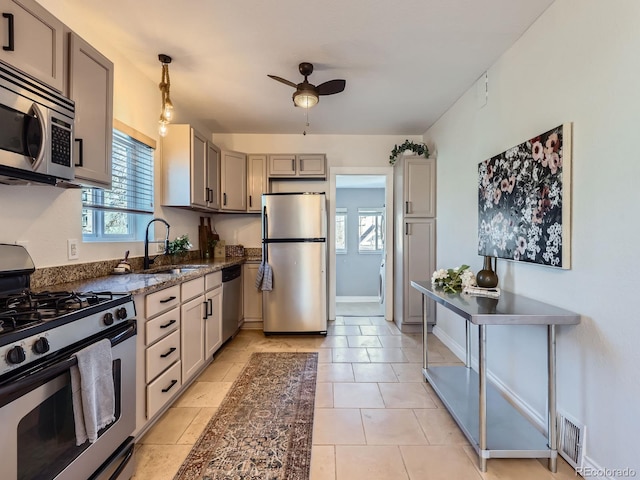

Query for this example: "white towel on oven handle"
[70,338,116,446]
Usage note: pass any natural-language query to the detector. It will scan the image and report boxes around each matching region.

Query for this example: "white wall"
[425,0,640,474]
[0,1,208,267]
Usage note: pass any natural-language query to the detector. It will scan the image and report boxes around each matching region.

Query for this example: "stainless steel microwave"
[0,61,75,185]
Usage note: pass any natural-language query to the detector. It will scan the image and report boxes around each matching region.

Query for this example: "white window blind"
[82,129,154,215]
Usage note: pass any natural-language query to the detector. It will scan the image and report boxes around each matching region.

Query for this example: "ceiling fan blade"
[268,75,297,88]
[317,79,346,96]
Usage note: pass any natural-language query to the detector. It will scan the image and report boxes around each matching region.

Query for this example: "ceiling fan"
[268,62,346,108]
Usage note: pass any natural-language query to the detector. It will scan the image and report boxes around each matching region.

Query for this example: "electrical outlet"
[67,239,79,260]
[156,241,165,253]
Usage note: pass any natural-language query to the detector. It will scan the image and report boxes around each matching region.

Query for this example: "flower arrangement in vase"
[431,265,476,293]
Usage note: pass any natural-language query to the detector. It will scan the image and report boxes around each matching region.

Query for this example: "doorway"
[328,167,394,321]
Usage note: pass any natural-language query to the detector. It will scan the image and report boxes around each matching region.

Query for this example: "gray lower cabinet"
[180,277,206,383]
[135,272,224,436]
[134,284,182,435]
[242,263,262,326]
[394,218,436,328]
[204,272,223,357]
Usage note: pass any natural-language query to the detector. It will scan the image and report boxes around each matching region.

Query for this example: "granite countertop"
[42,256,262,297]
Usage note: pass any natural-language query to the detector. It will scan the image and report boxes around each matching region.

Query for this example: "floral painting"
[478,124,572,269]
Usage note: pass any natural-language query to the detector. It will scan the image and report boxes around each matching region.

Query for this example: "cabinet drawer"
[182,276,205,302]
[146,285,180,318]
[205,271,222,291]
[146,330,180,382]
[146,308,180,346]
[147,360,181,420]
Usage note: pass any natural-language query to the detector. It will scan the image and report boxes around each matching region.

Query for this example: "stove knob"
[7,346,26,365]
[33,337,50,355]
[103,312,114,326]
[116,307,128,320]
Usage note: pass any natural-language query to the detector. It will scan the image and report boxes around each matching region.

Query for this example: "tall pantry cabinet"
[393,156,436,332]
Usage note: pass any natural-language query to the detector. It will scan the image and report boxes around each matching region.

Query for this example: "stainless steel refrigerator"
[262,192,327,334]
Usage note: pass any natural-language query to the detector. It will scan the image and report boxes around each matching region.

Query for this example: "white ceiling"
[54,0,554,135]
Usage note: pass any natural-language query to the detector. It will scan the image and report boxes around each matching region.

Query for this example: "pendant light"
[158,54,174,137]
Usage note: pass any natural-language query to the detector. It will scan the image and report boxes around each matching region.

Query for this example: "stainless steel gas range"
[0,244,137,480]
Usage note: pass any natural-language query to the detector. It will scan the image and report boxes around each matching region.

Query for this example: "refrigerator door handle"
[263,206,269,262]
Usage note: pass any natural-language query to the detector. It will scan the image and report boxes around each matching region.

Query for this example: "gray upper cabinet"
[206,142,220,210]
[297,154,326,177]
[0,0,65,91]
[162,124,219,212]
[247,154,267,212]
[68,32,113,188]
[267,154,326,179]
[220,150,247,211]
[404,158,436,217]
[268,154,296,177]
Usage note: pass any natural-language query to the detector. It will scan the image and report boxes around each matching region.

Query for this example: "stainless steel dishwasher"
[222,264,242,342]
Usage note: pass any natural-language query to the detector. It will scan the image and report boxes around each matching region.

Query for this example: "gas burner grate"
[0,309,42,332]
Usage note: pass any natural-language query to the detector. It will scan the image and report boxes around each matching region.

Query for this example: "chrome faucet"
[144,218,170,270]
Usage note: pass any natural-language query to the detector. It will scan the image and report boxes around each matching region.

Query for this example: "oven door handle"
[0,321,136,408]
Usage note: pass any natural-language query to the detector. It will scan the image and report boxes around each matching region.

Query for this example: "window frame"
[335,207,348,254]
[357,207,385,254]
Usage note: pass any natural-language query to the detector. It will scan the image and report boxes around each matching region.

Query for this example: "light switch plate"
[67,239,79,260]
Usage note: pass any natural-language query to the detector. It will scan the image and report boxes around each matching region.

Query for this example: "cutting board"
[199,217,220,259]
[198,217,208,259]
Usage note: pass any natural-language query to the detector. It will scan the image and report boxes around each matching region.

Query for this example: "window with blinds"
[82,129,155,241]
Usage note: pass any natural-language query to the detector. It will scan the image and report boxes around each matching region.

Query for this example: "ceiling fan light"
[293,90,318,108]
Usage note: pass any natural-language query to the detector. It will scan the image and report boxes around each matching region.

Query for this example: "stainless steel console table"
[411,281,580,472]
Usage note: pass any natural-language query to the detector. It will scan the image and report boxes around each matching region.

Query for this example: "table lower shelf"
[423,365,551,459]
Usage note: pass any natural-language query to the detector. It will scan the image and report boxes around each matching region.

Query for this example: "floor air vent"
[557,411,585,469]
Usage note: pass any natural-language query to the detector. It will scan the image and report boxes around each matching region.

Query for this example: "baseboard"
[336,296,379,303]
[241,319,263,330]
[432,325,546,433]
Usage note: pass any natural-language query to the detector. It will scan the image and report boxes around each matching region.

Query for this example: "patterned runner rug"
[174,352,318,480]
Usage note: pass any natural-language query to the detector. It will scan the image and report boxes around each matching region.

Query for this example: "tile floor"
[132,316,579,480]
